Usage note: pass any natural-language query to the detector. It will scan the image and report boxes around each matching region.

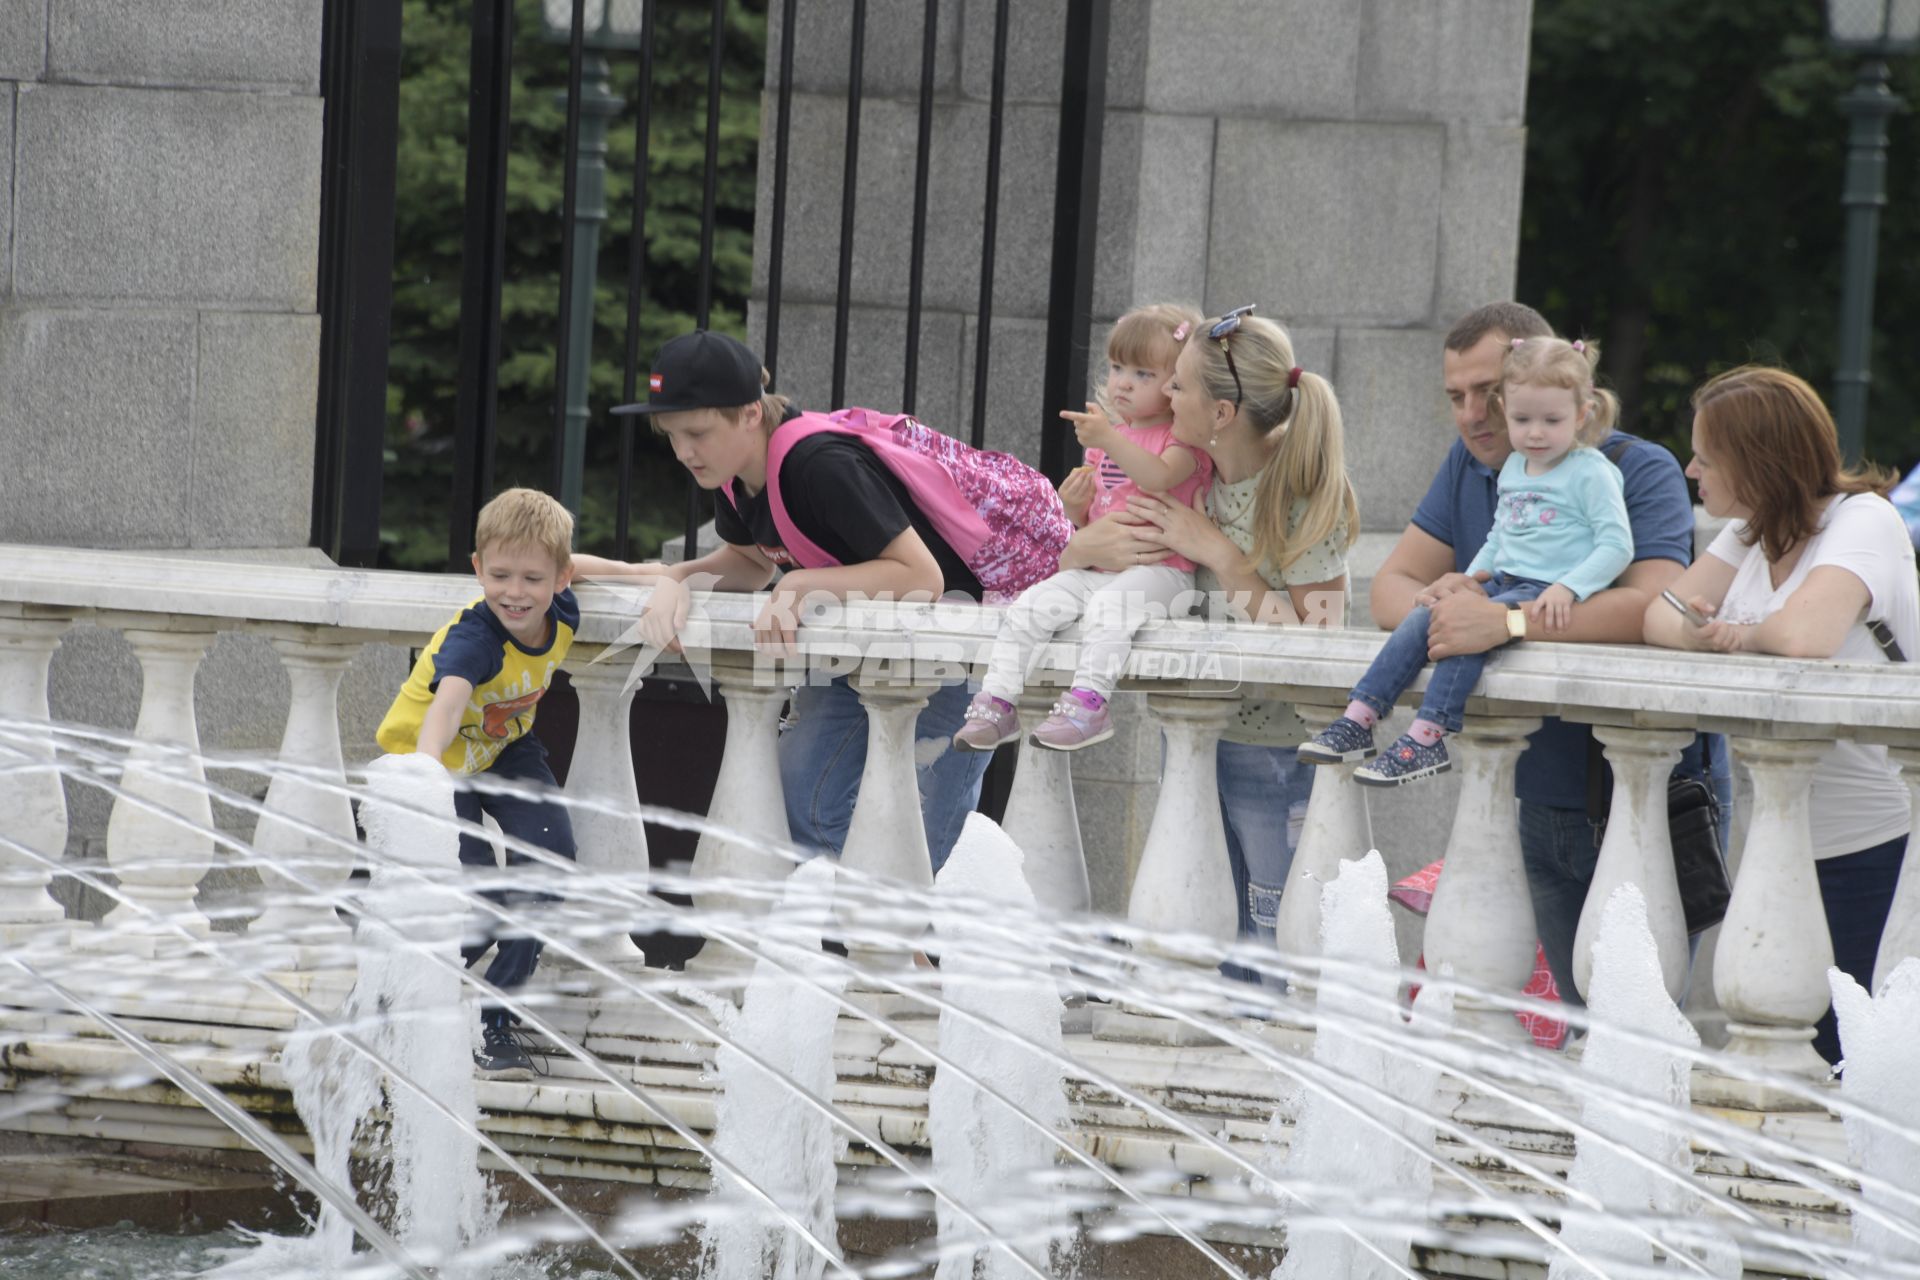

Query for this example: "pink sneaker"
[952,692,1021,752]
[1029,693,1114,752]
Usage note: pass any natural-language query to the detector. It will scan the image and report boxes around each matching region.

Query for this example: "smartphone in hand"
[1660,589,1711,628]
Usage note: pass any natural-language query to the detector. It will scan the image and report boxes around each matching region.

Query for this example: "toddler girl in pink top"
[955,303,1213,751]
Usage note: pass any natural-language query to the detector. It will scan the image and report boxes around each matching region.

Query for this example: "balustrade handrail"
[2,544,1917,744]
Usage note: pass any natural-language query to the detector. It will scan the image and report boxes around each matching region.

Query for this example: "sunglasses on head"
[1210,304,1257,407]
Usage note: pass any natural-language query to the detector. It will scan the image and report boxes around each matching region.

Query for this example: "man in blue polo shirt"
[1369,301,1732,1018]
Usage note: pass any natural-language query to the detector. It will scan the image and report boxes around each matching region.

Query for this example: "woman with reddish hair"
[1645,365,1917,1064]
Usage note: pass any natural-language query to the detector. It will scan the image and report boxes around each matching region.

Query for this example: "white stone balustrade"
[1272,697,1375,989]
[998,690,1090,916]
[558,648,651,975]
[1573,725,1693,1002]
[1422,714,1543,1043]
[101,626,219,950]
[1876,745,1920,986]
[0,613,72,942]
[2,544,1918,1098]
[248,627,365,965]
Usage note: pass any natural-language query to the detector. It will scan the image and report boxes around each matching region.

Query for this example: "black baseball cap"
[610,330,763,415]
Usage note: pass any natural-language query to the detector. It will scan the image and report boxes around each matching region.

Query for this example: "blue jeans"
[1351,574,1548,733]
[1217,740,1316,984]
[1519,744,1734,1012]
[777,673,991,873]
[1813,832,1909,1065]
[454,733,577,1029]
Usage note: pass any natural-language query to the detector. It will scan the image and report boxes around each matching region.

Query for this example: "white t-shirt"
[1706,492,1920,858]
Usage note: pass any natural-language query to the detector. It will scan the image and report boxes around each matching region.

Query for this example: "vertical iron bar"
[616,0,658,561]
[450,0,516,570]
[762,0,799,387]
[685,0,729,560]
[550,0,589,507]
[968,0,1009,449]
[830,0,867,409]
[901,0,939,414]
[1038,0,1108,484]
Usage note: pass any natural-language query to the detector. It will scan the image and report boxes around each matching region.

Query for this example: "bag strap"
[1837,493,1909,662]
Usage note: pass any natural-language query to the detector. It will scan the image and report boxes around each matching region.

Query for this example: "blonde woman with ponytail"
[1103,307,1358,975]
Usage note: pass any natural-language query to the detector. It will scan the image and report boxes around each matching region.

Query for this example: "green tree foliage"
[383,0,765,570]
[1520,0,1920,471]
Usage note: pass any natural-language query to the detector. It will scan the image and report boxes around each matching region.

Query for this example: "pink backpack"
[724,408,1072,602]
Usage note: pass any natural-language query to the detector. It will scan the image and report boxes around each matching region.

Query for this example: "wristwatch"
[1504,604,1528,644]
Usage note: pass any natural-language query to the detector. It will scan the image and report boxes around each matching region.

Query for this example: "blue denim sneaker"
[1353,733,1451,787]
[1296,715,1376,765]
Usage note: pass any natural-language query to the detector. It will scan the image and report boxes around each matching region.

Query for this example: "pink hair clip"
[1571,339,1586,353]
[1511,338,1526,348]
[1172,321,1192,341]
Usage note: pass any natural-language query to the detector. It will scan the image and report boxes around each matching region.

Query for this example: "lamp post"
[1827,0,1918,465]
[542,0,645,515]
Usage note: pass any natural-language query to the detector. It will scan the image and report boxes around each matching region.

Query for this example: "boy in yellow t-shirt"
[376,487,661,1078]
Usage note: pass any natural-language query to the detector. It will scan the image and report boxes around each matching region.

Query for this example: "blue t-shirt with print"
[1409,431,1701,810]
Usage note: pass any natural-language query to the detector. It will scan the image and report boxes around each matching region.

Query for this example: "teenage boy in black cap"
[616,329,1070,871]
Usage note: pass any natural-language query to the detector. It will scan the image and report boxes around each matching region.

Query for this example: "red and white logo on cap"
[648,372,664,393]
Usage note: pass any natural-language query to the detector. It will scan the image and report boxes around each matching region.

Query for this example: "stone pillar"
[686,658,794,979]
[1874,745,1920,987]
[0,614,73,942]
[560,650,649,975]
[1573,725,1693,1002]
[1422,714,1541,1043]
[100,628,219,950]
[834,671,942,976]
[998,690,1089,916]
[1705,736,1833,1106]
[1272,698,1377,991]
[249,628,365,966]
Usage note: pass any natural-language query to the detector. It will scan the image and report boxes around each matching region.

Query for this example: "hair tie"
[1287,366,1303,390]
[1571,339,1585,353]
[1172,321,1192,341]
[1511,338,1526,349]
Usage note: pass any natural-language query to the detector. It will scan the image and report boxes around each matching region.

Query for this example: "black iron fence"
[312,0,1110,572]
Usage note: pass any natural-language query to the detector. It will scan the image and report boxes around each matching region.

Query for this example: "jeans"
[453,733,578,1029]
[777,673,991,873]
[1217,740,1315,985]
[1813,832,1909,1065]
[1351,574,1548,733]
[1519,746,1735,1012]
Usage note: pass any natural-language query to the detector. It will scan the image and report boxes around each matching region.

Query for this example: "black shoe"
[475,1023,535,1081]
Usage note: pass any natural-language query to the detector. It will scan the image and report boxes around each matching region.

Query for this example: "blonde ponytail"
[1250,370,1360,573]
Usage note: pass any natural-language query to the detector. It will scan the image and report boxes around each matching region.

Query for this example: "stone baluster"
[1872,744,1920,991]
[834,670,943,972]
[1706,736,1832,1102]
[1422,714,1542,1043]
[1092,692,1236,1044]
[248,629,363,966]
[1573,725,1693,1002]
[998,690,1089,916]
[1272,698,1377,987]
[0,614,73,943]
[560,651,649,973]
[1121,693,1238,944]
[686,656,793,978]
[101,628,219,951]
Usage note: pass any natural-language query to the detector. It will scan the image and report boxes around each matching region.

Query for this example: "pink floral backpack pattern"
[733,408,1072,603]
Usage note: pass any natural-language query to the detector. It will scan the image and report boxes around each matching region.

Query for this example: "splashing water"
[1832,956,1920,1271]
[1549,884,1739,1279]
[700,858,849,1280]
[274,754,498,1276]
[1275,850,1444,1280]
[927,814,1070,1280]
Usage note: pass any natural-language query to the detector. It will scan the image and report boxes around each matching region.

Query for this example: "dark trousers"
[454,733,577,1030]
[1813,832,1909,1065]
